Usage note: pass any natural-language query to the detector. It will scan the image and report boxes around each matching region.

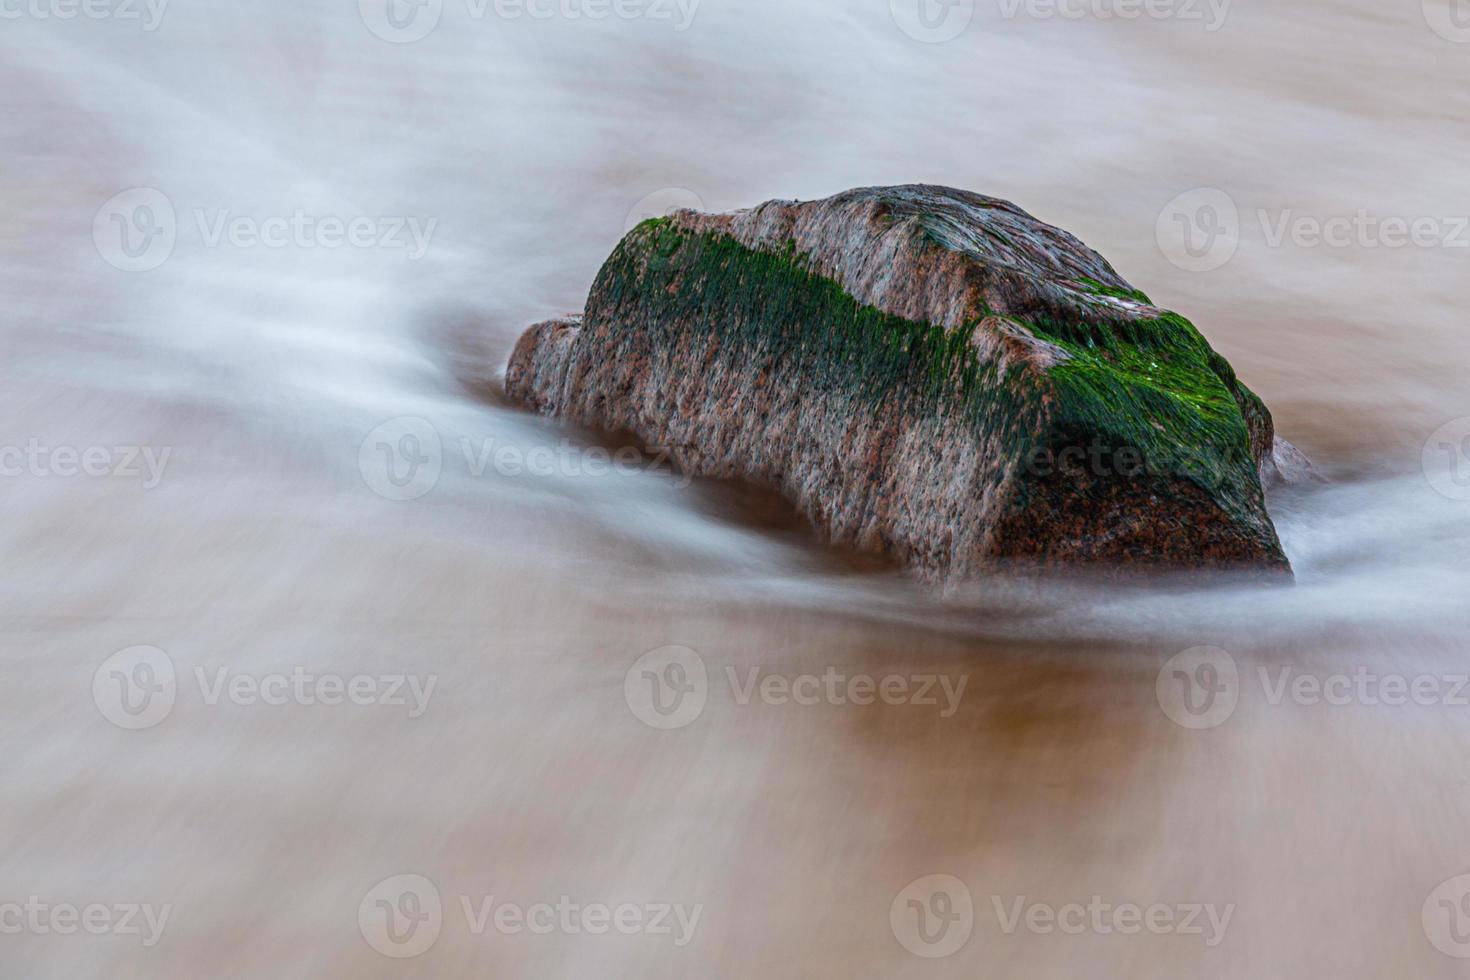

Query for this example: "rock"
[505,185,1301,580]
[1261,435,1321,490]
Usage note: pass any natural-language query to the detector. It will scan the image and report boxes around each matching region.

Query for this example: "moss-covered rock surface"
[506,185,1292,579]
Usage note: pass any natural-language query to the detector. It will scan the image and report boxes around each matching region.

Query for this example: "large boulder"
[506,185,1300,580]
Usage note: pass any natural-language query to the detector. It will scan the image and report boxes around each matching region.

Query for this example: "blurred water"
[3,0,1470,976]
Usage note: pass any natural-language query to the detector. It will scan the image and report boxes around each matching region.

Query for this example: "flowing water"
[3,0,1470,976]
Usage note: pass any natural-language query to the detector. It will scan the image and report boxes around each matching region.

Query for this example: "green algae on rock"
[506,185,1302,580]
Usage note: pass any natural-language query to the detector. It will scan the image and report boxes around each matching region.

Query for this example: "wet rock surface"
[506,185,1302,580]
